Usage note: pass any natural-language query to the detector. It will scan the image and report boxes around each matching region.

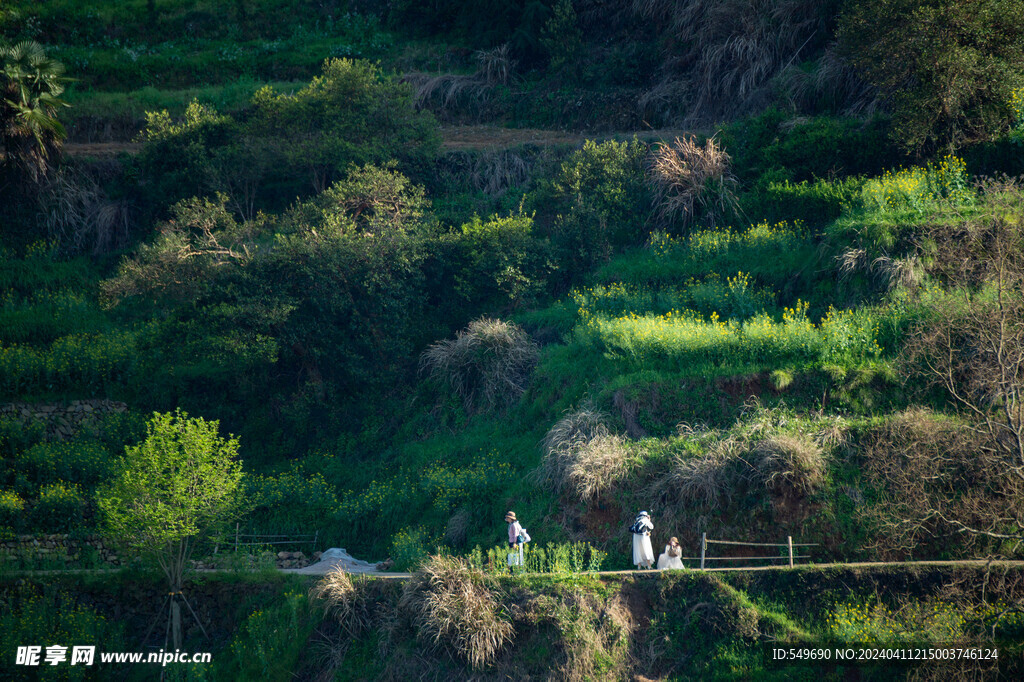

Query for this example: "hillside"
[2,0,1024,679]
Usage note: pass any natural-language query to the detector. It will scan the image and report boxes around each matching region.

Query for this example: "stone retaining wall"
[0,534,122,566]
[0,399,129,440]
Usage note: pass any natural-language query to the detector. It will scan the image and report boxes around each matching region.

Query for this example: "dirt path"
[64,142,142,156]
[63,126,693,157]
[8,559,1023,580]
[284,558,1024,579]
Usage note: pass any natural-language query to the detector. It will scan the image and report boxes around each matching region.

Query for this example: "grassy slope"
[2,565,1022,680]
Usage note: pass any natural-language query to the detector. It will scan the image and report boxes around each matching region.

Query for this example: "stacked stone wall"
[0,399,128,439]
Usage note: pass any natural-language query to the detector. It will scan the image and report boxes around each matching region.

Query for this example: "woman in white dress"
[657,536,685,570]
[631,511,655,569]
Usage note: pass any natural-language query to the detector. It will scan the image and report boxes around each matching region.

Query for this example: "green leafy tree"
[540,0,582,76]
[839,0,1024,153]
[99,410,245,650]
[1,40,69,182]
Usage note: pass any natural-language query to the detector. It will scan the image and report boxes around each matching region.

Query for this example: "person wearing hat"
[657,536,685,570]
[631,511,655,569]
[505,511,524,569]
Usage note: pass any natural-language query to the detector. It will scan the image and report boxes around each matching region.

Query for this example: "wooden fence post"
[313,530,319,551]
[700,532,706,571]
[787,536,793,568]
[234,523,240,553]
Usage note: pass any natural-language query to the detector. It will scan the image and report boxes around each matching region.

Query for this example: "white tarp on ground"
[285,548,382,575]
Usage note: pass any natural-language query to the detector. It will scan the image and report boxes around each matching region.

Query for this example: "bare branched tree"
[888,193,1024,549]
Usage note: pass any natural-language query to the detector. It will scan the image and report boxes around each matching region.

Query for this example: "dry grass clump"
[309,568,371,636]
[546,434,635,502]
[648,135,739,228]
[542,405,611,456]
[539,407,635,502]
[633,0,834,122]
[445,508,471,548]
[405,72,491,114]
[42,167,132,255]
[836,247,923,291]
[871,254,923,291]
[475,44,515,86]
[420,318,539,412]
[754,434,825,496]
[405,43,515,117]
[400,555,513,671]
[781,44,878,115]
[657,446,744,509]
[470,150,529,196]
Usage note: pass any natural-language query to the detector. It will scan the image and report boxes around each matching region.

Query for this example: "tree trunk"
[171,597,182,650]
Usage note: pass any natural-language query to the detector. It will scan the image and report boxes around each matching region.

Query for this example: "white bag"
[519,528,531,543]
[507,551,522,567]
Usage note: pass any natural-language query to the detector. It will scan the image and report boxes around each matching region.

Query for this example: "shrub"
[15,440,115,488]
[309,567,371,636]
[315,163,431,237]
[29,482,86,532]
[648,135,740,229]
[854,156,973,213]
[139,58,439,211]
[227,590,313,681]
[440,211,550,313]
[542,138,651,274]
[0,489,24,532]
[100,194,248,306]
[390,527,430,571]
[0,590,125,679]
[400,554,514,670]
[420,318,539,412]
[839,0,1024,153]
[753,434,826,496]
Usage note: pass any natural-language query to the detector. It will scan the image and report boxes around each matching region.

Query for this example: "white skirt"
[632,534,654,566]
[657,550,685,570]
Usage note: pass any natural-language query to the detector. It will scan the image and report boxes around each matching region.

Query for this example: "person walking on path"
[505,511,524,570]
[631,511,655,569]
[657,536,685,570]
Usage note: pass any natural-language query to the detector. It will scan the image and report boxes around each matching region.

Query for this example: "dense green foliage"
[839,0,1024,153]
[0,0,1023,659]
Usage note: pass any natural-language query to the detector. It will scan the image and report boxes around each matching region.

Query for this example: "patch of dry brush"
[400,555,514,671]
[648,135,739,228]
[420,318,538,412]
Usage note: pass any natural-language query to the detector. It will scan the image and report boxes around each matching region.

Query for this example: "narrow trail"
[8,559,1024,580]
[285,558,1024,579]
[63,125,693,157]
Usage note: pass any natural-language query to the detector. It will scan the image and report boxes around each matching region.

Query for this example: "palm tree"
[1,40,69,182]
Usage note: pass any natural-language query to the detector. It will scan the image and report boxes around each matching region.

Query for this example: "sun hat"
[669,536,679,545]
[639,511,649,517]
[505,511,517,521]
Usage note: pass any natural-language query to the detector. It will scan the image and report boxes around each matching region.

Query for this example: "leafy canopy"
[839,0,1024,153]
[100,409,244,555]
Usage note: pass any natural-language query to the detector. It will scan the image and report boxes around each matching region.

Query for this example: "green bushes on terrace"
[597,221,816,293]
[138,58,439,213]
[573,300,890,376]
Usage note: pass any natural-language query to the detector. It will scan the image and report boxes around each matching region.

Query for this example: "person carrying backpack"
[631,511,654,569]
[505,511,530,570]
